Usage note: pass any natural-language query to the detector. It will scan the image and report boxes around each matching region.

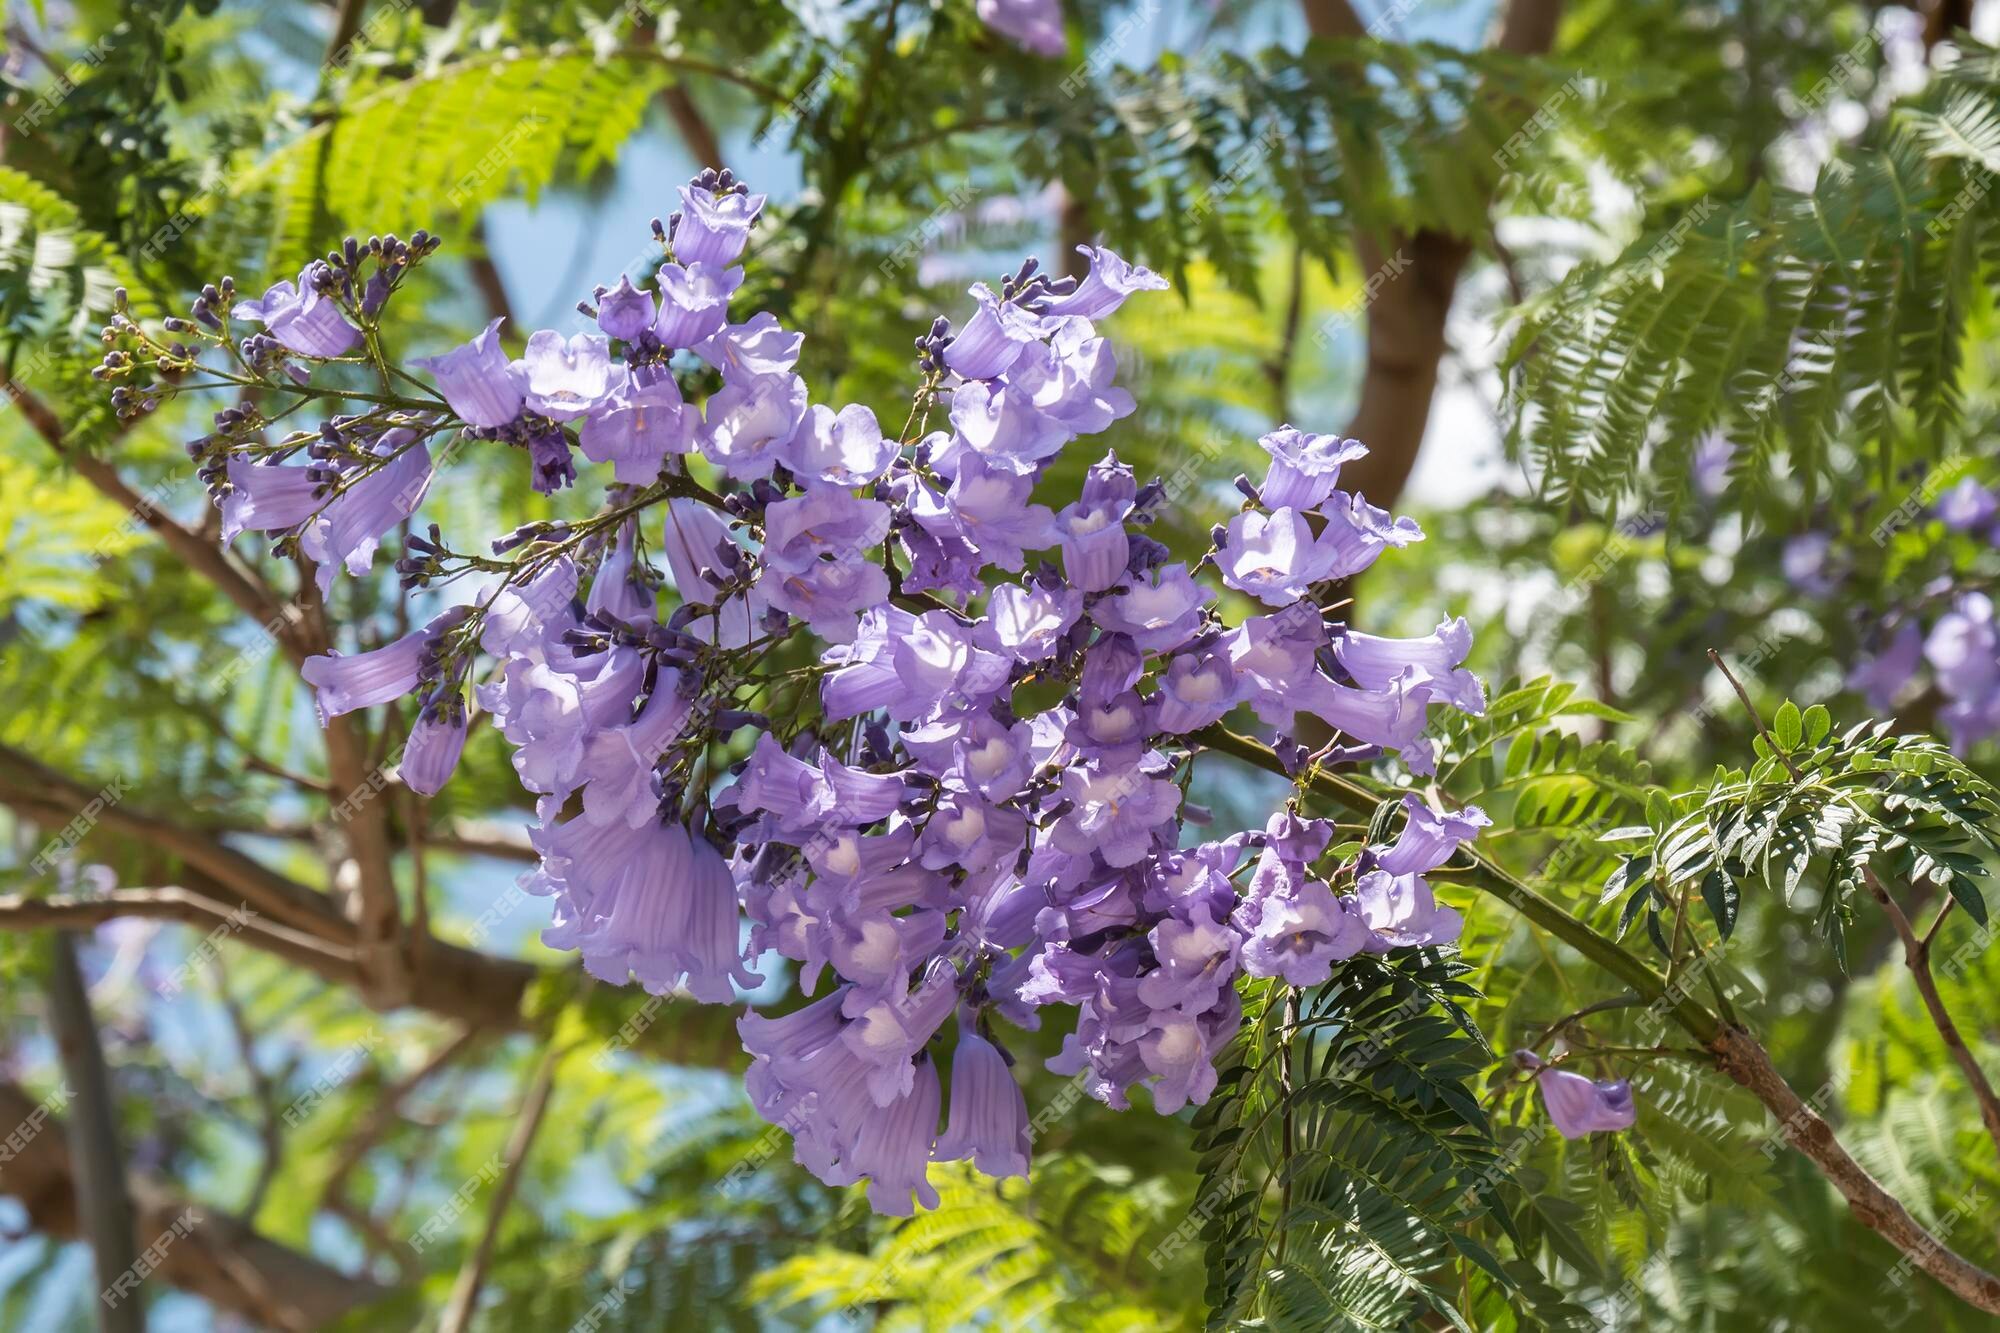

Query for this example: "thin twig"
[1525,994,1641,1051]
[1705,648,1802,780]
[212,954,284,1222]
[438,1041,564,1332]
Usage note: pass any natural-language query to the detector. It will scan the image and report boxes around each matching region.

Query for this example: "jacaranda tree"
[3,2,1999,1331]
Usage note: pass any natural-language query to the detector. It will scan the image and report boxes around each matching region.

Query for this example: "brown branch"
[0,746,346,940]
[325,0,369,66]
[46,931,143,1333]
[8,371,407,999]
[0,887,360,976]
[661,84,724,170]
[1866,868,2000,1163]
[1709,1025,2000,1312]
[1300,0,1367,39]
[0,1078,392,1330]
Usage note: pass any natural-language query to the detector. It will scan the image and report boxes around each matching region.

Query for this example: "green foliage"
[1608,706,2000,968]
[752,1156,1188,1331]
[243,49,668,265]
[1189,953,1577,1331]
[1502,45,2000,522]
[1015,39,1613,298]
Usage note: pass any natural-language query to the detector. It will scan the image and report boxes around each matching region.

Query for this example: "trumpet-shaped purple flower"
[1373,797,1490,876]
[1354,870,1463,950]
[695,312,804,384]
[519,331,613,421]
[763,485,893,573]
[1238,878,1367,986]
[1256,427,1369,510]
[480,557,577,656]
[1138,1006,1232,1114]
[943,283,1049,380]
[1216,508,1333,605]
[933,1020,1030,1178]
[1011,320,1135,436]
[301,617,444,721]
[399,707,469,797]
[766,546,893,632]
[1050,763,1181,868]
[1318,491,1424,579]
[700,373,809,478]
[778,404,897,487]
[1056,496,1132,593]
[734,734,906,842]
[1092,563,1210,653]
[662,499,741,607]
[577,678,691,828]
[1137,898,1240,1012]
[578,373,692,483]
[1334,617,1485,714]
[914,454,1057,572]
[850,1055,944,1214]
[1039,246,1168,321]
[594,275,656,341]
[231,262,361,357]
[943,382,1068,476]
[411,317,526,427]
[888,611,1010,717]
[219,457,319,544]
[917,790,1027,873]
[654,262,744,348]
[674,185,764,267]
[819,606,921,720]
[299,430,433,594]
[1302,675,1438,773]
[1519,1053,1638,1138]
[549,817,760,1002]
[1154,647,1240,734]
[975,0,1066,56]
[985,581,1081,660]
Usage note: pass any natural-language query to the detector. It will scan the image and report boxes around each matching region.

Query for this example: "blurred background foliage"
[0,0,1998,1329]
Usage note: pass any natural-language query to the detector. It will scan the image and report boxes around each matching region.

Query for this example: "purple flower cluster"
[1843,477,2000,752]
[1850,592,2000,752]
[133,168,1493,1215]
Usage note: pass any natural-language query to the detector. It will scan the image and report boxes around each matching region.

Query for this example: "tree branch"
[661,84,724,169]
[0,746,347,940]
[46,931,143,1333]
[7,370,409,1001]
[1863,869,2000,1163]
[0,1078,393,1330]
[1195,719,2000,1313]
[438,1040,562,1332]
[0,887,359,976]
